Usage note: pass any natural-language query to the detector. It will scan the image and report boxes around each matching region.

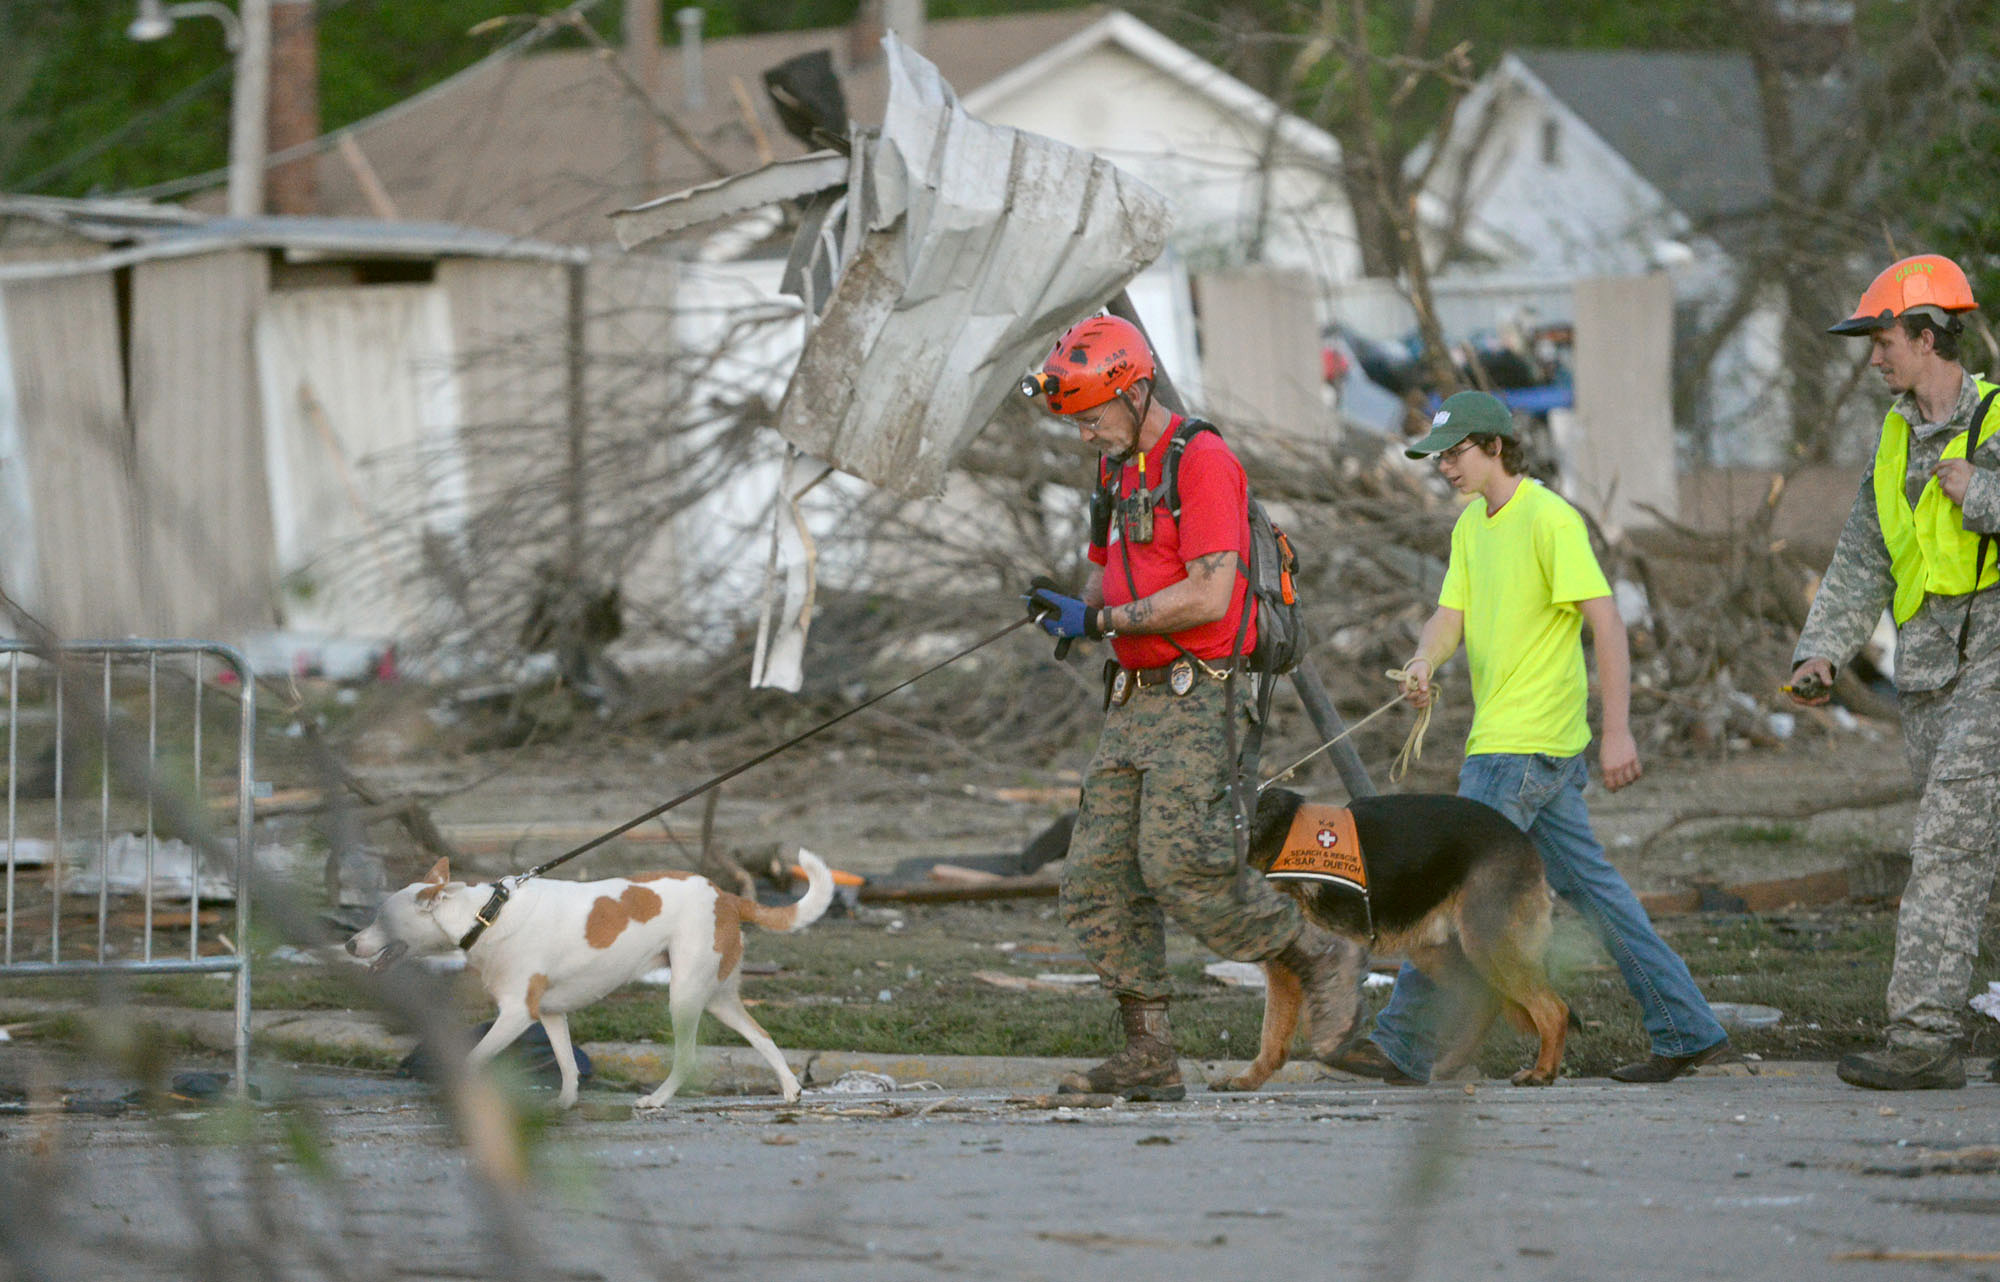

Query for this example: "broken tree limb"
[1636,782,1918,856]
[1638,867,1854,917]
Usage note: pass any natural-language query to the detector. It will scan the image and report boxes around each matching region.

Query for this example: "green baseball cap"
[1405,390,1515,458]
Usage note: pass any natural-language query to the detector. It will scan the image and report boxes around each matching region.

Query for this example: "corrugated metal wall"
[255,283,469,639]
[130,250,278,637]
[579,255,681,612]
[0,245,670,647]
[0,273,153,636]
[439,254,688,630]
[0,289,40,610]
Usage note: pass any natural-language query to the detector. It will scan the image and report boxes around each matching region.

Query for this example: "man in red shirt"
[1023,316,1362,1099]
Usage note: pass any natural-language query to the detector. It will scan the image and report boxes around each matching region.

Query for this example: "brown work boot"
[1273,923,1368,1060]
[1057,997,1186,1100]
[1610,1038,1739,1083]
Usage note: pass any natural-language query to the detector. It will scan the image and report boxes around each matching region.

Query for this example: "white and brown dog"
[346,853,834,1108]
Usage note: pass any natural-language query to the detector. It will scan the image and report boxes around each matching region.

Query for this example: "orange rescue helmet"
[1020,315,1155,415]
[1828,253,1978,336]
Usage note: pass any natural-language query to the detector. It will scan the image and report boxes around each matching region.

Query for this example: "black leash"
[458,613,1039,946]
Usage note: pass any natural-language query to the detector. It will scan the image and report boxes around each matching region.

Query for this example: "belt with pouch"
[1104,655,1233,706]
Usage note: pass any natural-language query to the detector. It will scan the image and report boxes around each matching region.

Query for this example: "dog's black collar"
[457,880,514,951]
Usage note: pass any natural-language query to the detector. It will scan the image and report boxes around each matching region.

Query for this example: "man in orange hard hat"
[1019,314,1364,1100]
[1790,253,1998,1091]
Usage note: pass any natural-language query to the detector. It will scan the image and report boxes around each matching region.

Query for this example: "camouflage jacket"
[1795,372,2000,692]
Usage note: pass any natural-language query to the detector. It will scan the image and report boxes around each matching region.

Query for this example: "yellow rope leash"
[1259,668,1438,791]
[1384,667,1436,783]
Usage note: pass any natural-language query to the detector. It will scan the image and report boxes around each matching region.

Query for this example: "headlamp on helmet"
[1022,315,1156,415]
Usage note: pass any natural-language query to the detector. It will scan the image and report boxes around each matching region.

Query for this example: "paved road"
[10,1059,1996,1281]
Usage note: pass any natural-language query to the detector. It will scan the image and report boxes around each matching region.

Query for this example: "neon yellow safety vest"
[1874,377,2000,624]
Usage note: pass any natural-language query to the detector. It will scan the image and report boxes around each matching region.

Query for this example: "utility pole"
[267,0,318,214]
[228,0,271,216]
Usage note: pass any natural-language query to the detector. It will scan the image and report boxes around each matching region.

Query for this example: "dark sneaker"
[1610,1039,1738,1083]
[1836,1045,1965,1091]
[1325,1038,1424,1085]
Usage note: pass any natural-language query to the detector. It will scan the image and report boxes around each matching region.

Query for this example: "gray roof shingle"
[1515,49,1775,225]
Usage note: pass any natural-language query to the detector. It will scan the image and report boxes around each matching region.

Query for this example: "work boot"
[1326,1038,1424,1085]
[1272,923,1368,1061]
[1057,997,1185,1100]
[1609,1038,1738,1083]
[1836,1044,1966,1091]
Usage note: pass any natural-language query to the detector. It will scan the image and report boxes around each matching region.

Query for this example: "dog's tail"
[740,849,835,933]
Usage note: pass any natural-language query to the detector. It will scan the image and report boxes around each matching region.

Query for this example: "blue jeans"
[1369,752,1727,1080]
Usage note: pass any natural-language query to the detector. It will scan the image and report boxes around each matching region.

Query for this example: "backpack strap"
[1089,417,1222,548]
[1089,415,1267,868]
[1159,418,1219,520]
[1955,386,2000,663]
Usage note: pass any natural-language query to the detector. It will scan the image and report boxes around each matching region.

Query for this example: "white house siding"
[1422,59,1789,468]
[971,43,1358,287]
[1434,70,1687,279]
[577,253,683,609]
[433,255,570,631]
[438,252,690,636]
[129,250,277,637]
[664,259,819,647]
[254,283,468,639]
[0,273,153,636]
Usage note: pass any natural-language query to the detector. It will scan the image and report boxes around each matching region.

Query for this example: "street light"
[127,0,244,50]
[126,0,267,217]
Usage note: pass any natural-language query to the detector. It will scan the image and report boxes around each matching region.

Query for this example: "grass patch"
[7,898,1993,1077]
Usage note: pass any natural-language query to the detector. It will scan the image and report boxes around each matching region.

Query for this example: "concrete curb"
[2,1001,1867,1095]
[240,1010,1336,1092]
[124,1006,1827,1093]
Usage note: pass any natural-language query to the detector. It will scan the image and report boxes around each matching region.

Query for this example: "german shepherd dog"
[1215,788,1569,1090]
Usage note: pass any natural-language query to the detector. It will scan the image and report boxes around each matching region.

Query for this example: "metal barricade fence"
[1,641,255,1091]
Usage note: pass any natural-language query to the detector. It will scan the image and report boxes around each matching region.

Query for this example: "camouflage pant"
[1061,673,1303,1001]
[1891,643,2000,1049]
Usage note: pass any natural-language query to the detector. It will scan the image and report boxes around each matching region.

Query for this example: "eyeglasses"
[1435,438,1480,462]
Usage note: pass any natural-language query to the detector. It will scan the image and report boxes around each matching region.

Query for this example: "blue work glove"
[1024,576,1101,639]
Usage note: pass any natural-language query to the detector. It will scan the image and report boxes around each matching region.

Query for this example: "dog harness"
[1265,804,1366,892]
[1263,803,1376,938]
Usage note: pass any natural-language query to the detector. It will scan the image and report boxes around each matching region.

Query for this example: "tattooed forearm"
[1111,551,1239,635]
[1185,551,1235,582]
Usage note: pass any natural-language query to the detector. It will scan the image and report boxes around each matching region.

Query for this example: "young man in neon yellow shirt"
[1335,390,1731,1085]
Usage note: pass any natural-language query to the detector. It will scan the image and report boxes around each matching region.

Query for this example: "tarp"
[775,37,1172,497]
[616,35,1173,499]
[613,36,1172,687]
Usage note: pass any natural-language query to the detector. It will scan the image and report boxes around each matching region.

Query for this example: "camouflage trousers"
[1061,672,1303,1001]
[1891,643,2000,1050]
